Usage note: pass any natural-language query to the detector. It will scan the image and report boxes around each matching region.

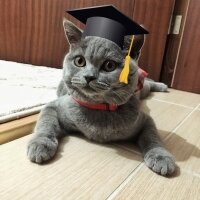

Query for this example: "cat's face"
[62,20,144,105]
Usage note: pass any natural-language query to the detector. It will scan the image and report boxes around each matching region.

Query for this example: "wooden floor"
[0,89,200,200]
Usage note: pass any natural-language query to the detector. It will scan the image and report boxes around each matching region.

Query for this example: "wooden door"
[171,0,200,93]
[161,0,200,93]
[161,0,189,87]
[133,0,174,81]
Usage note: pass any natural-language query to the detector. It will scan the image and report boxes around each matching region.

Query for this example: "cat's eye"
[74,56,86,67]
[102,60,117,72]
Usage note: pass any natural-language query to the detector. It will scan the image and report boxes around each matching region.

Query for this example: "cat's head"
[62,19,145,105]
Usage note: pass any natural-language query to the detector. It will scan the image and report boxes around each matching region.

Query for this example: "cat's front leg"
[27,102,62,163]
[137,113,176,176]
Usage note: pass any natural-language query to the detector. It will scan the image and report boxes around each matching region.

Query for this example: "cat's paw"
[159,83,168,92]
[27,136,58,163]
[144,147,176,176]
[155,82,168,92]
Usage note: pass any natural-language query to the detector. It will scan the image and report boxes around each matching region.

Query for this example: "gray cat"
[27,19,176,176]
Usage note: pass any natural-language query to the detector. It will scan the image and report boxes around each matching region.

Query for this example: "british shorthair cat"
[27,19,175,176]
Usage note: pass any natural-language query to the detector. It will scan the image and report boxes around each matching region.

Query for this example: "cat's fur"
[27,19,176,176]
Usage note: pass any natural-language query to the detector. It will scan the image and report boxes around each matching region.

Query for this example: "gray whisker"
[89,81,110,91]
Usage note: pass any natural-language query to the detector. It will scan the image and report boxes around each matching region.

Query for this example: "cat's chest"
[68,100,140,142]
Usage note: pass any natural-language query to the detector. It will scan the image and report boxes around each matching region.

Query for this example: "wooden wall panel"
[0,0,174,82]
[133,0,174,81]
[172,0,200,93]
[0,0,135,68]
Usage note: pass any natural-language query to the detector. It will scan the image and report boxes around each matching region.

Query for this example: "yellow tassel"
[119,55,130,84]
[119,35,135,84]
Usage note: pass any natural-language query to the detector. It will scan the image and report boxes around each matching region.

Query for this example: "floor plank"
[165,110,200,174]
[115,99,192,153]
[112,167,200,200]
[1,90,200,200]
[112,110,200,200]
[0,135,142,200]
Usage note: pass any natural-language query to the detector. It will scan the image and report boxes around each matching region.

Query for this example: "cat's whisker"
[89,81,110,92]
[71,77,87,88]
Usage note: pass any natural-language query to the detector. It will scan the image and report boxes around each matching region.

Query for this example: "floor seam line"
[164,105,199,142]
[195,103,200,110]
[152,98,194,109]
[106,163,144,200]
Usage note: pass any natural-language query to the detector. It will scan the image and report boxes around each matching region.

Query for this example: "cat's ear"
[123,34,145,61]
[63,19,82,45]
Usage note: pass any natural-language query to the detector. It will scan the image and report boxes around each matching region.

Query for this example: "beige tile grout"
[106,163,145,200]
[152,98,195,109]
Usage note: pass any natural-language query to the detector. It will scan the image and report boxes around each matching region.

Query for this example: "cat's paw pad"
[27,136,58,163]
[144,147,176,176]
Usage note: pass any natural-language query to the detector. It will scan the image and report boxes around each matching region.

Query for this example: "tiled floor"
[0,89,200,200]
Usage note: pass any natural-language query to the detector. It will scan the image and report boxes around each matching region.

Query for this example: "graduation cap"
[66,5,149,84]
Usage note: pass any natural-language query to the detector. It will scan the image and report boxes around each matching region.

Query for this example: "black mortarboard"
[67,5,148,48]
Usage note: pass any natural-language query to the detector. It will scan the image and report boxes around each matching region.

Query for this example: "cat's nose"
[84,75,96,84]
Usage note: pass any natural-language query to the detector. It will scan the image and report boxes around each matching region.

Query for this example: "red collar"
[72,97,118,111]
